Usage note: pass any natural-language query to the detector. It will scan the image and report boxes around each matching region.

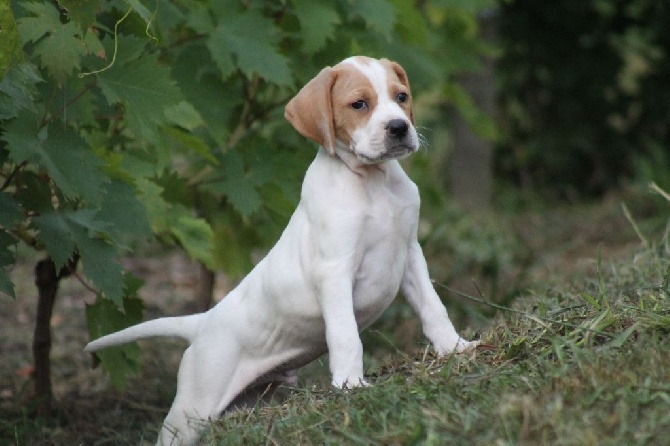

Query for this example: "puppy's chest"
[352,187,418,323]
[362,181,418,244]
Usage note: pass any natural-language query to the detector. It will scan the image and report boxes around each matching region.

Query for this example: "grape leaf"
[292,0,341,54]
[0,230,17,298]
[207,8,292,86]
[75,231,124,305]
[86,289,143,388]
[2,114,105,203]
[136,178,215,266]
[204,151,262,218]
[97,48,183,143]
[17,1,88,82]
[135,178,170,232]
[170,211,215,268]
[42,124,106,203]
[164,127,218,164]
[349,0,397,40]
[164,101,205,131]
[0,0,23,78]
[57,0,100,31]
[388,0,429,45]
[0,63,42,120]
[0,192,24,228]
[172,45,238,146]
[97,180,152,242]
[13,171,53,213]
[33,209,125,303]
[33,211,78,271]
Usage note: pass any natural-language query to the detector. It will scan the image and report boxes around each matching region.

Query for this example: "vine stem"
[40,82,96,128]
[79,6,134,78]
[0,161,27,191]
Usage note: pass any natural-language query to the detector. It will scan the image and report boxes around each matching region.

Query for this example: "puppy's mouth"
[357,143,417,163]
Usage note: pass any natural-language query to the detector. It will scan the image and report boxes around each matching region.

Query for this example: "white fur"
[85,57,477,445]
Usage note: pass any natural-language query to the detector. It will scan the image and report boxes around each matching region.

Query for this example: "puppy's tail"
[84,314,204,353]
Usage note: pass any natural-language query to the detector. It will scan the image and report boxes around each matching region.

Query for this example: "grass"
[203,241,670,445]
[1,189,669,445]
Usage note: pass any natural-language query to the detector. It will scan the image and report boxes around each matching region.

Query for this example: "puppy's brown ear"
[285,67,337,155]
[384,59,415,124]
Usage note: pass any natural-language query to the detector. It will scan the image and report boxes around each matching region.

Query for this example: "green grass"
[204,243,670,445]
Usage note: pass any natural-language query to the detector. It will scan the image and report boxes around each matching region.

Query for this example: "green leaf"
[349,0,397,40]
[220,178,262,218]
[389,0,429,45]
[442,82,499,141]
[207,8,292,86]
[33,211,78,270]
[164,126,218,164]
[86,288,143,388]
[33,209,125,302]
[42,124,106,203]
[0,230,17,298]
[2,114,106,203]
[57,0,100,31]
[135,178,170,232]
[17,1,88,82]
[13,171,52,213]
[292,0,341,54]
[75,232,124,305]
[172,45,238,146]
[0,269,15,299]
[136,178,214,266]
[0,0,23,78]
[211,222,254,278]
[0,192,24,228]
[97,47,183,142]
[97,180,151,241]
[0,63,42,120]
[164,101,205,131]
[206,151,262,218]
[170,210,215,268]
[126,0,155,33]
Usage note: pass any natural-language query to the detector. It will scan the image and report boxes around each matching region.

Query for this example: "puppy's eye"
[397,92,409,103]
[351,100,367,110]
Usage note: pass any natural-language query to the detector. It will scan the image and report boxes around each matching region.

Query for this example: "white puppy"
[85,56,477,445]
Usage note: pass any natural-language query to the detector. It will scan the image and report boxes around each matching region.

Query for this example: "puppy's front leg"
[318,277,369,389]
[401,241,478,355]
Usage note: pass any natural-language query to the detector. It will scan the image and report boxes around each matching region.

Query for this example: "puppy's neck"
[332,146,387,177]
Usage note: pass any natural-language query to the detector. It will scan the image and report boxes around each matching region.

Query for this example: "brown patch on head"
[285,61,378,154]
[380,59,414,124]
[330,64,376,149]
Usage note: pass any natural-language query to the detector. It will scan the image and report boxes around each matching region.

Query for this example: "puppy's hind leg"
[157,342,242,446]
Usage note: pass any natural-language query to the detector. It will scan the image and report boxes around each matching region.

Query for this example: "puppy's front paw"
[434,338,480,356]
[332,376,371,389]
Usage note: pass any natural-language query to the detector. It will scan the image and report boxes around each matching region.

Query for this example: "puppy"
[85,56,477,445]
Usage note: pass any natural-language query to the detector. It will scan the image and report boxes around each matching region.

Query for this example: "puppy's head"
[285,56,419,163]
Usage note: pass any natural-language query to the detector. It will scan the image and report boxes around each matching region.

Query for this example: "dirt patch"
[0,249,230,445]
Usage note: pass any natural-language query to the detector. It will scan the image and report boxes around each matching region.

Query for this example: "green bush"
[497,0,670,196]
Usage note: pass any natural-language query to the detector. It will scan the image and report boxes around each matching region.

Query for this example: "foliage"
[0,0,494,387]
[497,0,670,196]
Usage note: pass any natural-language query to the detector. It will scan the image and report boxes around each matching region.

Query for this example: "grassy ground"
[1,188,669,445]
[203,243,670,445]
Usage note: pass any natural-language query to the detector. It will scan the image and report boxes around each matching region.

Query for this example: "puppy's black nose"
[386,119,409,139]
